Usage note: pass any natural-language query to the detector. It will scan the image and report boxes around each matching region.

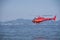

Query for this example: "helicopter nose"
[32,20,35,23]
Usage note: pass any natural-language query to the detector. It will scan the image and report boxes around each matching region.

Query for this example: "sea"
[0,25,60,40]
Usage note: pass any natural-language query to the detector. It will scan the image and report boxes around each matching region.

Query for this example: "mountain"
[0,19,60,25]
[0,19,33,25]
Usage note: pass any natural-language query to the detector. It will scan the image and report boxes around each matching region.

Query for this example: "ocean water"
[0,25,60,40]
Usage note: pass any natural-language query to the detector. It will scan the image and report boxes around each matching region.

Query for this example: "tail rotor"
[53,16,56,21]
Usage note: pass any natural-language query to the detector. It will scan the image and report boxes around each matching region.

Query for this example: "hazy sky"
[0,0,60,21]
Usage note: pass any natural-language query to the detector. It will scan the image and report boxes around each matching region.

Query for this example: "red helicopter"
[32,16,56,23]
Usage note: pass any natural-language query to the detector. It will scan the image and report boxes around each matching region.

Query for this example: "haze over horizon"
[0,0,60,21]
